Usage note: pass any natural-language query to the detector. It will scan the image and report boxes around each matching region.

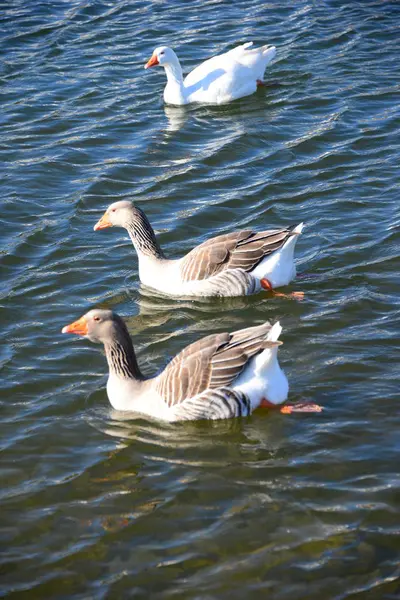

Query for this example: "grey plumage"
[63,309,285,421]
[105,341,142,380]
[200,268,259,297]
[172,388,252,420]
[126,206,165,258]
[156,321,278,407]
[94,201,302,298]
[180,227,298,282]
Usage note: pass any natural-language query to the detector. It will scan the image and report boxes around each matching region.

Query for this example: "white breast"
[107,374,173,420]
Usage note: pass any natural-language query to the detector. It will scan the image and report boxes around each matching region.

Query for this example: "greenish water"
[1,0,399,598]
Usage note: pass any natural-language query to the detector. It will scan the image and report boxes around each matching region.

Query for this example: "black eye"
[111,208,116,212]
[93,316,101,322]
[160,51,164,56]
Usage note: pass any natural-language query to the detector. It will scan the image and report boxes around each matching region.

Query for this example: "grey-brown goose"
[62,309,291,421]
[94,201,304,299]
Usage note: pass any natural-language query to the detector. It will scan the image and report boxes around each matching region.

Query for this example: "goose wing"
[155,322,277,406]
[180,227,296,282]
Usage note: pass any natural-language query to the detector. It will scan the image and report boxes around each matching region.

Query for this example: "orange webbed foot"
[260,279,304,301]
[280,403,323,414]
[260,397,323,414]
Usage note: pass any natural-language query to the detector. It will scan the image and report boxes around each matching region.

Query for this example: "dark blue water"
[1,1,399,598]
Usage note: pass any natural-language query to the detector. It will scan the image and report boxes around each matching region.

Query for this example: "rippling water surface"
[1,0,399,597]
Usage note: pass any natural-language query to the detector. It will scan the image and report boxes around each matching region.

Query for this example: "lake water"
[1,0,399,598]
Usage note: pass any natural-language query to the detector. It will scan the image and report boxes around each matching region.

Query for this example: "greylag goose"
[62,309,290,421]
[94,201,304,299]
[144,43,276,105]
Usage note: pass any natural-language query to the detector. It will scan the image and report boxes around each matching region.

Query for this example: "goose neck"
[126,208,165,259]
[164,60,184,86]
[104,337,143,382]
[163,60,186,105]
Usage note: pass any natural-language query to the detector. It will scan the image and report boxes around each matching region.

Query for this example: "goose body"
[62,309,288,422]
[144,43,276,105]
[94,201,304,299]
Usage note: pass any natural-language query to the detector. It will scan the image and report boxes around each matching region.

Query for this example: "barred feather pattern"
[156,321,274,407]
[171,387,252,421]
[180,227,297,282]
[198,268,259,297]
[105,340,142,380]
[126,207,165,259]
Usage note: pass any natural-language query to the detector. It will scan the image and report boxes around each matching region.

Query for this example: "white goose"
[94,201,305,299]
[144,43,276,105]
[62,309,294,421]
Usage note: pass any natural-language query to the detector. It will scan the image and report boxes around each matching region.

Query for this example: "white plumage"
[144,43,277,105]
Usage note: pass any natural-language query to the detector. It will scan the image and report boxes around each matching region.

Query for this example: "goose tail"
[233,321,289,408]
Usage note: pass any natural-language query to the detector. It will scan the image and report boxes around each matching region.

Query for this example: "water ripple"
[1,0,399,598]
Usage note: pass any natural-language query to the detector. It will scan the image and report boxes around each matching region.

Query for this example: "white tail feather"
[267,321,282,343]
[233,43,276,72]
[233,321,289,407]
[251,224,303,286]
[293,222,304,235]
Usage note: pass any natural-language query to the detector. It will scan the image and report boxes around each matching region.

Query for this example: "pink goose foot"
[260,278,305,301]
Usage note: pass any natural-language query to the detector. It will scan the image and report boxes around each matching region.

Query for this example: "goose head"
[93,200,138,231]
[144,46,179,69]
[62,309,129,345]
[94,200,164,258]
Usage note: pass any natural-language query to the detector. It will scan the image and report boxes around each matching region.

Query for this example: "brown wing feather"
[156,333,229,407]
[208,321,274,388]
[180,228,296,282]
[156,347,214,408]
[167,332,230,368]
[180,231,253,281]
[155,322,276,406]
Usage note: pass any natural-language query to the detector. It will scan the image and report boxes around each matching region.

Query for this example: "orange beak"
[62,316,88,336]
[144,54,159,69]
[93,211,112,231]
